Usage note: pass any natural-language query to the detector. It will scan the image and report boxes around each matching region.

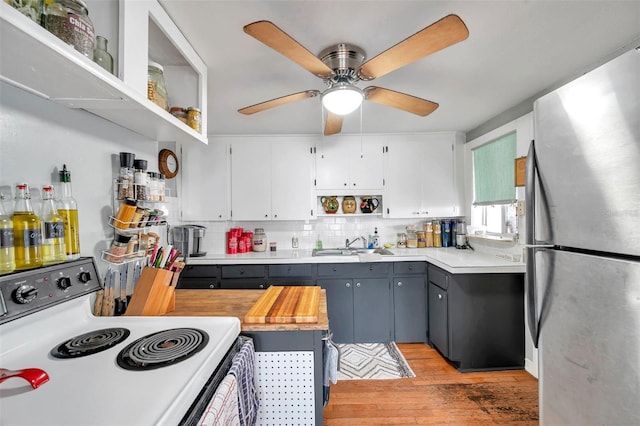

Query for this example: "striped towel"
[197,374,240,426]
[229,339,259,426]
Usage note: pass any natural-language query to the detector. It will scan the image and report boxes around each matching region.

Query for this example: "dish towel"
[323,336,340,407]
[197,374,240,426]
[229,338,259,426]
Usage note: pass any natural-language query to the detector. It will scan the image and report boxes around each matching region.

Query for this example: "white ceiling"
[158,1,640,137]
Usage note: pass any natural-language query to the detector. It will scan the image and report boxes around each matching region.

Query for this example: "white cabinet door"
[385,133,459,218]
[271,137,314,220]
[181,141,229,221]
[421,133,458,217]
[231,140,272,221]
[385,136,424,218]
[315,135,384,190]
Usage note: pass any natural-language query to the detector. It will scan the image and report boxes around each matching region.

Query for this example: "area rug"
[336,342,415,380]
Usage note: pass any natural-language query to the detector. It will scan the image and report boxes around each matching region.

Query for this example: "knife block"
[124,267,176,316]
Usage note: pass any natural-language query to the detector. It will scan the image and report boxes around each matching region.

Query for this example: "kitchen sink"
[312,247,394,256]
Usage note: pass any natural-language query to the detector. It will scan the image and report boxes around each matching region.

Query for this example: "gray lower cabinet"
[175,265,221,289]
[317,263,392,344]
[393,262,427,343]
[427,264,524,371]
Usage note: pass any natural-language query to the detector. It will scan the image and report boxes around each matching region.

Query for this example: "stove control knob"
[14,285,38,304]
[78,271,92,283]
[57,277,72,290]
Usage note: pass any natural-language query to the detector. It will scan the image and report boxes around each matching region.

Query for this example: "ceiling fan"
[238,15,469,135]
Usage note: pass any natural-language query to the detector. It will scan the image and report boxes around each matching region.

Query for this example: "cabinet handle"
[265,214,268,218]
[353,183,356,187]
[438,293,443,300]
[345,282,351,288]
[356,282,361,287]
[259,284,264,289]
[274,214,278,218]
[397,281,403,286]
[344,183,347,187]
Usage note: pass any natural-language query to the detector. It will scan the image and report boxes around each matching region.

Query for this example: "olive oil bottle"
[57,165,80,259]
[0,193,16,274]
[41,186,67,265]
[12,184,43,270]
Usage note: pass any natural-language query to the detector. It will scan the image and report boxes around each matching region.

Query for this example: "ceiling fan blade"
[238,90,320,115]
[364,86,439,116]
[243,21,333,78]
[324,112,343,135]
[358,14,469,80]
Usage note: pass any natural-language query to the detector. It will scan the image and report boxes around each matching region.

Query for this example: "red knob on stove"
[57,277,72,290]
[78,271,92,283]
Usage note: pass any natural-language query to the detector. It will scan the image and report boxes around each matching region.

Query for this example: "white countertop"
[186,247,525,274]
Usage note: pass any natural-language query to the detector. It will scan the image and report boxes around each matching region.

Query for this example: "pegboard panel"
[255,351,315,426]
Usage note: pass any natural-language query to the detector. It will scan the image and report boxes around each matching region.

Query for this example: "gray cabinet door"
[353,278,392,343]
[319,279,354,343]
[428,282,448,357]
[393,277,427,343]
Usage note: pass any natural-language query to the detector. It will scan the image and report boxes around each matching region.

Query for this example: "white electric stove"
[0,258,240,425]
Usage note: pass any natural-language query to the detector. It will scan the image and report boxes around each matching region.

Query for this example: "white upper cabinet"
[385,133,463,218]
[230,136,315,221]
[181,141,229,221]
[315,135,385,192]
[0,0,207,145]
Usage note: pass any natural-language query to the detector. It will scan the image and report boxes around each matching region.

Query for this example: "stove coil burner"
[117,328,209,371]
[51,328,131,359]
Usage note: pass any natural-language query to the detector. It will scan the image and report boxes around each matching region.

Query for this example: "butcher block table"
[168,287,329,332]
[168,287,329,425]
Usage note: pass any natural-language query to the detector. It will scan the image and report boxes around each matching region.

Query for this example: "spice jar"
[148,61,169,111]
[45,0,95,59]
[105,233,132,263]
[133,159,148,201]
[118,152,135,200]
[187,107,201,132]
[253,228,267,252]
[114,199,137,229]
[158,173,166,201]
[170,107,188,124]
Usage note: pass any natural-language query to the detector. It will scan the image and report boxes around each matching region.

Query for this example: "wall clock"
[158,149,179,179]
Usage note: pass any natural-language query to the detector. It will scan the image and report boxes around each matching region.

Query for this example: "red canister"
[226,231,238,254]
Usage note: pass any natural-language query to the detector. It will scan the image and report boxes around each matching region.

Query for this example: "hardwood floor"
[323,343,539,425]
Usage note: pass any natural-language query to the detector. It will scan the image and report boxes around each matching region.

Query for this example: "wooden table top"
[167,289,329,332]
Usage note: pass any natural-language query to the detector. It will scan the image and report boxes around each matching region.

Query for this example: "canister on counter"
[433,220,442,247]
[417,231,426,248]
[406,226,418,248]
[442,220,451,247]
[425,221,434,247]
[450,219,458,247]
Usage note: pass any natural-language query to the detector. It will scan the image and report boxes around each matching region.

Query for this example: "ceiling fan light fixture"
[322,85,364,115]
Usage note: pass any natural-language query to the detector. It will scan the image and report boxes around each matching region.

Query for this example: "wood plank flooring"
[323,343,539,425]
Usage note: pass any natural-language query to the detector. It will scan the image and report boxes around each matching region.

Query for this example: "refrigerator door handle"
[525,141,540,348]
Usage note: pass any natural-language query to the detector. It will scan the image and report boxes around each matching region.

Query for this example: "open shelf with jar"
[0,0,207,145]
[316,195,384,217]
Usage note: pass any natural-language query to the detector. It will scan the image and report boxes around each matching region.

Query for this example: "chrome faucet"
[346,236,366,248]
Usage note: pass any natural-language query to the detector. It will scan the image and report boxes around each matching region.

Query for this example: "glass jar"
[105,233,132,263]
[158,173,166,201]
[253,228,267,252]
[7,0,42,23]
[93,35,113,74]
[148,61,169,111]
[425,221,434,247]
[133,159,148,201]
[187,107,201,132]
[169,107,188,124]
[45,0,95,59]
[118,152,135,200]
[406,226,418,249]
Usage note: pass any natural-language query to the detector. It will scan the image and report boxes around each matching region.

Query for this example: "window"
[471,132,517,236]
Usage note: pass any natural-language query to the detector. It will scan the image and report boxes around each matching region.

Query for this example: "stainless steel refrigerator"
[526,46,640,425]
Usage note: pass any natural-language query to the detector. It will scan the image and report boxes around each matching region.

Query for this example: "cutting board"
[244,286,320,324]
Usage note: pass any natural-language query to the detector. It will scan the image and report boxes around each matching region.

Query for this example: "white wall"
[463,112,538,378]
[0,82,167,277]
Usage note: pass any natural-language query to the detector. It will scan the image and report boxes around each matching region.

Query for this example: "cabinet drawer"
[268,264,313,277]
[428,265,449,289]
[176,277,219,289]
[221,265,265,278]
[180,265,220,278]
[394,262,426,275]
[318,262,390,278]
[221,279,269,289]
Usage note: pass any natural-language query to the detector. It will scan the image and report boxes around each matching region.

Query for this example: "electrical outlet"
[517,200,526,216]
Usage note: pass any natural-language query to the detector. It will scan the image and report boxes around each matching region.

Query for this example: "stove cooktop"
[0,260,241,426]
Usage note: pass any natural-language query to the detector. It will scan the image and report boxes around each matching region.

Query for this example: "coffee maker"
[172,225,207,257]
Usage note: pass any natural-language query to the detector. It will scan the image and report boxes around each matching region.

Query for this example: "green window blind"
[473,132,517,205]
